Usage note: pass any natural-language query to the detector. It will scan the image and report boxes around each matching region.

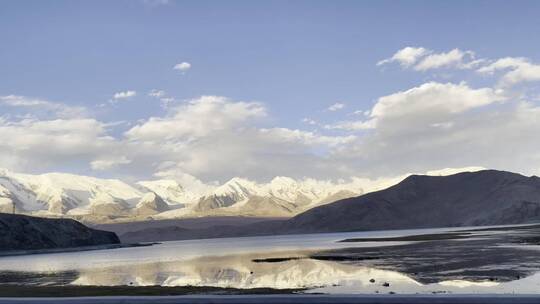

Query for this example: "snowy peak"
[191,178,263,212]
[189,176,366,216]
[213,177,260,198]
[0,169,369,221]
[135,192,169,215]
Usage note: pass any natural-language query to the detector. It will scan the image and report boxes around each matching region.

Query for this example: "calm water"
[1,226,540,294]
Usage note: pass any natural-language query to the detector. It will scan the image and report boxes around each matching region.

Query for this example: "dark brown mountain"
[0,213,120,252]
[284,170,540,233]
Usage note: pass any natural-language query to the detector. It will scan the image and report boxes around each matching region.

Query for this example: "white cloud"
[147,89,175,108]
[91,156,131,171]
[0,118,117,172]
[379,47,481,71]
[4,47,540,181]
[119,95,362,181]
[173,62,191,73]
[113,90,137,100]
[148,89,165,98]
[158,97,175,108]
[369,82,504,119]
[125,96,266,141]
[258,128,356,147]
[302,118,317,125]
[0,95,87,118]
[337,99,540,177]
[477,57,540,86]
[325,120,375,131]
[377,47,430,67]
[327,82,505,131]
[414,49,476,71]
[1,95,51,107]
[327,102,345,111]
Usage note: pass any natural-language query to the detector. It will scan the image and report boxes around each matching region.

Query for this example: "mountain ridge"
[0,166,484,224]
[282,169,540,233]
[118,169,540,242]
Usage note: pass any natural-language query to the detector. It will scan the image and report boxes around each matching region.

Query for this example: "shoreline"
[0,285,303,297]
[2,294,540,304]
[0,242,157,258]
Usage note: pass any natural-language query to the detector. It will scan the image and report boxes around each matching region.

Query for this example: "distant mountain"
[0,213,119,251]
[118,170,540,242]
[0,167,487,224]
[0,168,396,222]
[182,176,366,217]
[0,169,144,219]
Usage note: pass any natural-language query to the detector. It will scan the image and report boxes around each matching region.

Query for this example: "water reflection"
[71,252,417,289]
[1,226,540,294]
[60,252,540,294]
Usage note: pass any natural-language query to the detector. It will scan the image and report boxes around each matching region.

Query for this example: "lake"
[1,225,540,294]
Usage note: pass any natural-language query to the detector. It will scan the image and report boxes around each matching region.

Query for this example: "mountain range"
[0,167,434,223]
[119,169,540,242]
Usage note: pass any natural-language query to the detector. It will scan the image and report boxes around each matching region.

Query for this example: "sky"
[1,0,540,183]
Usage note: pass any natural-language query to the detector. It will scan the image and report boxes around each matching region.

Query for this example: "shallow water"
[1,225,540,294]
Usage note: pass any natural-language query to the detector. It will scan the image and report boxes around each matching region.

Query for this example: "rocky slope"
[0,213,119,251]
[283,170,540,233]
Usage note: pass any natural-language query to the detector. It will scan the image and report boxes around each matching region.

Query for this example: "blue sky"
[1,1,540,182]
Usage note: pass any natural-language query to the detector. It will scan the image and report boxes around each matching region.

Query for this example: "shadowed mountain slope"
[0,213,119,251]
[284,170,540,233]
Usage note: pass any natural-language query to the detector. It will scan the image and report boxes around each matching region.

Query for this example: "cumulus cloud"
[377,47,430,67]
[337,99,540,177]
[379,47,481,71]
[368,82,504,119]
[414,49,477,71]
[125,96,266,141]
[0,118,117,172]
[173,62,191,73]
[119,96,362,181]
[327,82,505,131]
[0,95,87,118]
[4,47,540,181]
[3,94,358,180]
[327,102,345,111]
[113,90,137,100]
[477,57,540,86]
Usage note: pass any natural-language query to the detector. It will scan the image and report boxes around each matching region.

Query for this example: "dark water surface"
[1,225,540,294]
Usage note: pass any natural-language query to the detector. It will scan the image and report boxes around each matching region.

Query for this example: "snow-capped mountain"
[0,167,484,223]
[185,176,367,217]
[0,169,143,219]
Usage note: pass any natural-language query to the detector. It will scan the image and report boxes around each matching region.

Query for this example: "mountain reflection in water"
[1,226,540,294]
[52,252,540,294]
